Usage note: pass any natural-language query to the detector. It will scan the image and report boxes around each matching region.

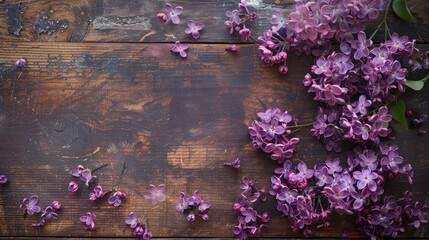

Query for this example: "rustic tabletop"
[0,0,428,239]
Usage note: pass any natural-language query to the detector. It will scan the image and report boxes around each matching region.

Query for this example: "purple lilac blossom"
[20,195,41,215]
[0,175,7,184]
[80,212,96,230]
[224,158,241,169]
[68,181,78,192]
[144,184,166,205]
[184,20,204,39]
[108,191,127,207]
[171,41,189,58]
[157,3,183,24]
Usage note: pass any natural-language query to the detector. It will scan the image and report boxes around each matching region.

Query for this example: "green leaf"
[392,0,417,23]
[382,121,390,128]
[389,99,408,130]
[405,80,424,91]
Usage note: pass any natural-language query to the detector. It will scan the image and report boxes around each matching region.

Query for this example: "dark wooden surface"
[0,0,428,239]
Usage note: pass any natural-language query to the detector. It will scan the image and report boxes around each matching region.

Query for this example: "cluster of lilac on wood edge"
[245,0,429,239]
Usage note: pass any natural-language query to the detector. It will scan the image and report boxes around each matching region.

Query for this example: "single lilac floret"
[171,41,189,58]
[144,184,166,205]
[184,20,204,39]
[20,195,42,215]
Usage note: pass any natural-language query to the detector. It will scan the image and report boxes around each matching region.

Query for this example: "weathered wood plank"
[0,0,428,43]
[0,42,428,238]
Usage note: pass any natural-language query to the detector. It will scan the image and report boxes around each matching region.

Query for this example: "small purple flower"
[108,191,127,207]
[351,32,372,59]
[202,214,209,220]
[70,165,84,177]
[41,206,58,222]
[125,212,140,228]
[171,41,189,58]
[14,58,27,68]
[325,158,342,175]
[241,207,257,223]
[164,3,183,24]
[89,185,108,201]
[315,166,333,187]
[68,181,78,192]
[156,13,169,23]
[184,20,204,39]
[353,168,378,192]
[80,212,96,230]
[297,162,314,179]
[51,201,61,210]
[239,27,251,42]
[0,175,7,184]
[352,95,371,115]
[385,33,408,53]
[80,169,96,187]
[187,213,196,222]
[224,158,241,169]
[277,187,297,203]
[134,226,144,237]
[198,200,211,212]
[226,45,239,52]
[20,195,42,215]
[144,184,166,205]
[176,192,188,212]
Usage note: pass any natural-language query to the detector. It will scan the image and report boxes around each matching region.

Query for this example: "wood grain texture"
[0,0,428,43]
[0,43,428,238]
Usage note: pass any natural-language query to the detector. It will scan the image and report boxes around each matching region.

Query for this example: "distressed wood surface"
[0,42,428,238]
[0,0,428,43]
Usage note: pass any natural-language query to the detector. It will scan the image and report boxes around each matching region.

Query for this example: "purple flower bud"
[51,201,61,210]
[134,226,144,237]
[248,12,257,20]
[14,58,27,68]
[187,213,195,222]
[260,212,270,223]
[226,45,239,52]
[233,203,241,211]
[279,65,288,74]
[68,181,78,192]
[202,214,209,220]
[157,13,169,23]
[286,172,298,186]
[0,175,8,184]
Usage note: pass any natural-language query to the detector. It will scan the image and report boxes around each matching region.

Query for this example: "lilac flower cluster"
[20,195,61,227]
[257,0,383,73]
[356,191,428,239]
[306,32,418,151]
[233,177,269,239]
[408,50,429,71]
[248,108,299,163]
[270,161,329,237]
[224,0,257,42]
[125,212,152,240]
[176,190,211,222]
[266,142,423,238]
